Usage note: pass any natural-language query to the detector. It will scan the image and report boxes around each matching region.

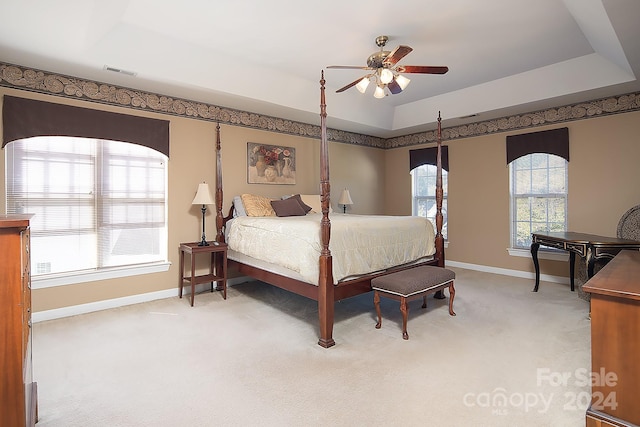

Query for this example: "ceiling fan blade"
[336,76,367,93]
[327,65,372,70]
[396,65,449,74]
[387,79,403,95]
[383,45,413,66]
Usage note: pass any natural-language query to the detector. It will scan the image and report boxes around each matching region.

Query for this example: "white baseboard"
[445,260,570,285]
[33,263,569,323]
[32,277,250,323]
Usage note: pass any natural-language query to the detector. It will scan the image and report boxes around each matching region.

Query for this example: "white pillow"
[233,195,247,217]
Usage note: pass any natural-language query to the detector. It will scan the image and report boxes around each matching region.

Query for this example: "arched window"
[3,96,170,283]
[410,146,449,240]
[6,136,168,276]
[507,128,569,249]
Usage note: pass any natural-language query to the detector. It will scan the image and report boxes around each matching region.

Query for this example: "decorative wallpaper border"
[2,62,639,149]
[387,93,640,148]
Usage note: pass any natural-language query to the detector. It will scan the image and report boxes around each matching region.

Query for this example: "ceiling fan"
[327,35,448,98]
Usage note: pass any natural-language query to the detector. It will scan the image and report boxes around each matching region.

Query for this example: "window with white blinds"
[411,164,448,240]
[5,136,168,277]
[410,146,449,240]
[509,153,567,249]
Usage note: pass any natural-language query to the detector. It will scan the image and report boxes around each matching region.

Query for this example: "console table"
[530,232,640,292]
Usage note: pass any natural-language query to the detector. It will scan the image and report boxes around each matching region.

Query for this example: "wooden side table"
[179,241,227,306]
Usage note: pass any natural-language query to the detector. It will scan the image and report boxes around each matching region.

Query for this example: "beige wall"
[329,141,385,214]
[0,87,386,312]
[214,125,386,215]
[2,83,639,313]
[384,110,640,277]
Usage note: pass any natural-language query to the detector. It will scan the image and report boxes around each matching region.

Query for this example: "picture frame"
[247,142,296,184]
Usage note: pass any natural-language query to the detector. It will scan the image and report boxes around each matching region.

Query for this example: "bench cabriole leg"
[448,281,456,316]
[374,290,382,329]
[400,296,409,340]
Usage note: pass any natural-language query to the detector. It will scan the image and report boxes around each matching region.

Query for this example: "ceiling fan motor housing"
[367,51,391,69]
[369,35,391,68]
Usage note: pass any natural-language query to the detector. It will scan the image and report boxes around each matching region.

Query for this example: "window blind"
[6,137,167,276]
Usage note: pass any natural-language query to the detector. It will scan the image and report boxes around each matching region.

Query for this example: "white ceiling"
[1,0,639,138]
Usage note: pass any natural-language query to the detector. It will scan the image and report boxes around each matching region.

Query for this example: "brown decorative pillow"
[271,197,307,217]
[289,194,312,214]
[241,194,276,217]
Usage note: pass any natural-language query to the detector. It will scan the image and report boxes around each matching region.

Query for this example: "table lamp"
[338,188,353,213]
[192,182,214,246]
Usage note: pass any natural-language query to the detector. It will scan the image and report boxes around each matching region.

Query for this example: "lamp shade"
[192,182,214,205]
[355,77,370,93]
[373,85,386,99]
[395,74,410,90]
[338,188,353,205]
[379,68,394,84]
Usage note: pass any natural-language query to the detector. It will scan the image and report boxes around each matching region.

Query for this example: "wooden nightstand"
[179,241,227,306]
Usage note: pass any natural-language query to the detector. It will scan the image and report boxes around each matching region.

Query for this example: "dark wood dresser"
[583,250,640,427]
[0,215,37,427]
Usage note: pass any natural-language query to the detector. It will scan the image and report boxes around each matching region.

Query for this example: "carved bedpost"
[215,122,225,243]
[435,112,445,267]
[318,70,335,348]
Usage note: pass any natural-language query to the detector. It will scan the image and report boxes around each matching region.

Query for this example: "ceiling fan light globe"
[396,74,410,90]
[355,77,370,93]
[373,85,386,99]
[379,68,394,84]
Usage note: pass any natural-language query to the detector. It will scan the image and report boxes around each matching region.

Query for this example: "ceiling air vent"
[103,65,137,77]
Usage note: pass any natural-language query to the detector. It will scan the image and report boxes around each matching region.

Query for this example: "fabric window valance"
[506,127,568,164]
[2,95,170,157]
[409,146,449,171]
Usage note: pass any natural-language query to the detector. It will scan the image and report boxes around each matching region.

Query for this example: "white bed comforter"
[227,213,435,285]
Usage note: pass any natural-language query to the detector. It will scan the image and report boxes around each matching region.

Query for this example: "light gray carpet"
[32,267,591,426]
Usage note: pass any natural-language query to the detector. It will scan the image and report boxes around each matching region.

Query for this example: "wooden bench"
[372,266,456,340]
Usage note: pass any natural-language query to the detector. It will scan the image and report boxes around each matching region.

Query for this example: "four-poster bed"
[213,71,446,348]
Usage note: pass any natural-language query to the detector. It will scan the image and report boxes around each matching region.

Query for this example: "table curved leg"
[531,242,541,292]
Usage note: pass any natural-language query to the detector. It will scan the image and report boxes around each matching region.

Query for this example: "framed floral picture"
[247,142,296,184]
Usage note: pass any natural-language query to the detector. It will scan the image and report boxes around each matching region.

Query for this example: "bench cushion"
[372,266,455,297]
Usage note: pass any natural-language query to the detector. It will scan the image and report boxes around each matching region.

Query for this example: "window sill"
[32,261,171,289]
[507,247,569,262]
